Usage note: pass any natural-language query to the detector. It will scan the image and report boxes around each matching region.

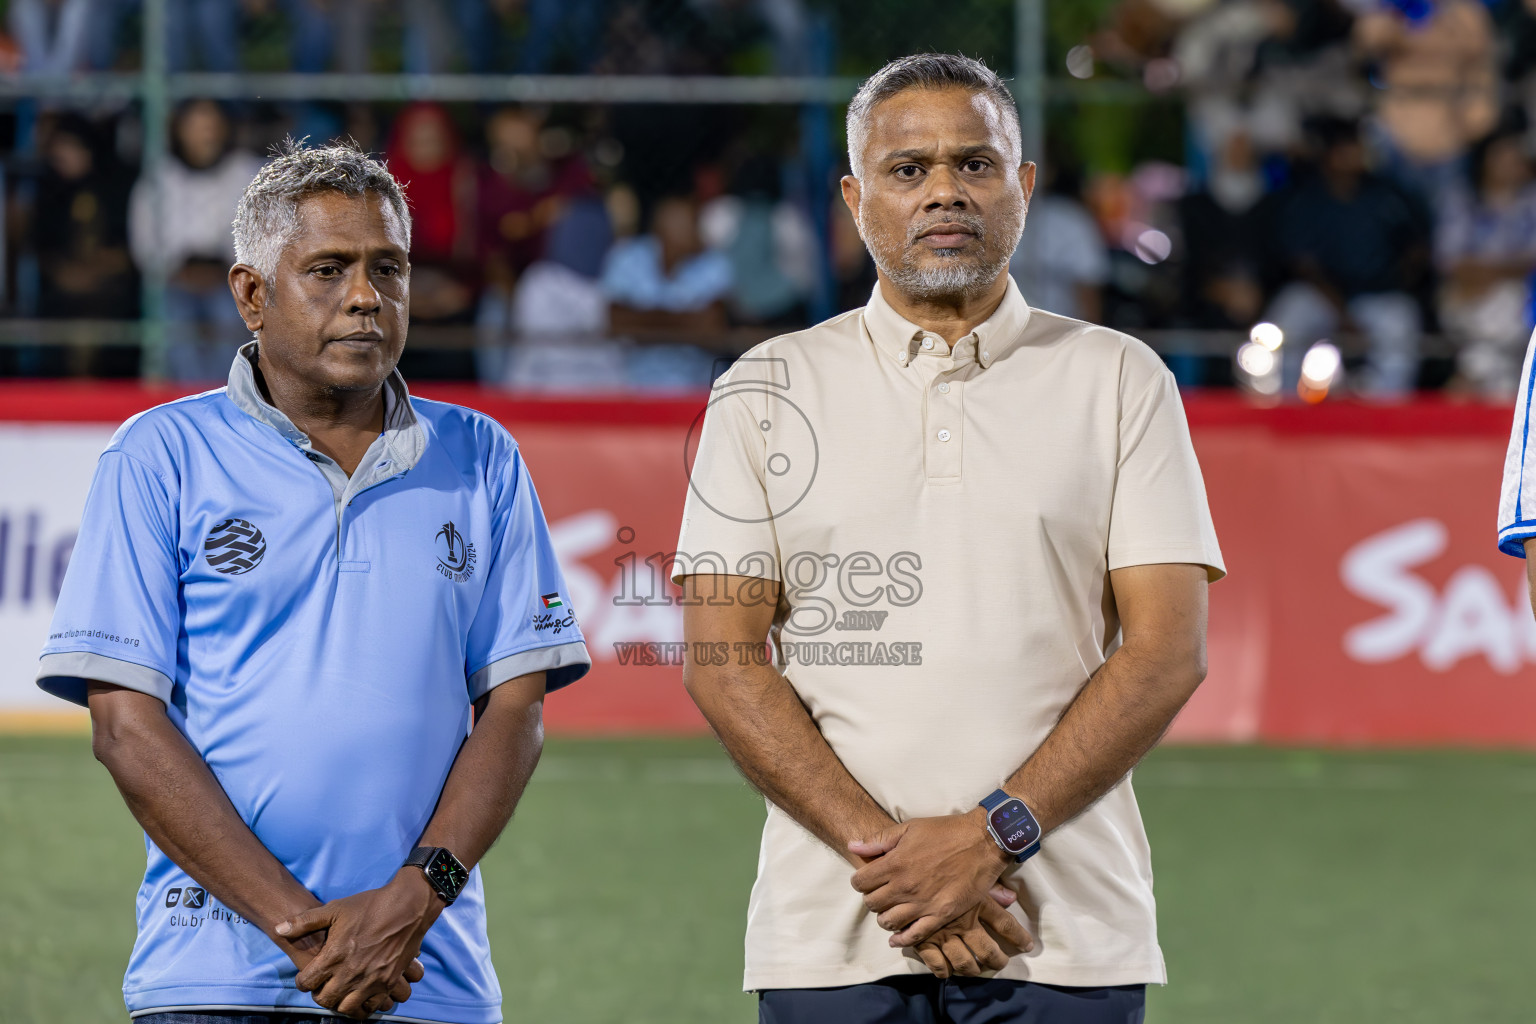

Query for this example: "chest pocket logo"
[205,519,267,575]
[435,521,478,582]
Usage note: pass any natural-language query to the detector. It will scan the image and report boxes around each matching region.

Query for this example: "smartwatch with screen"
[405,846,470,906]
[979,789,1042,863]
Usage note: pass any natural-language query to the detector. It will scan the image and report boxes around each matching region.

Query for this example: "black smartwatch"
[405,846,470,906]
[979,789,1042,863]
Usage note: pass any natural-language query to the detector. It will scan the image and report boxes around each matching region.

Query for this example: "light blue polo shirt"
[37,344,590,1024]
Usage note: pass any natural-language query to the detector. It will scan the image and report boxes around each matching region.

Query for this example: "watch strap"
[980,788,1013,812]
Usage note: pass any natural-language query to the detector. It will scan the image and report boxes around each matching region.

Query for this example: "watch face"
[988,800,1041,853]
[427,850,470,897]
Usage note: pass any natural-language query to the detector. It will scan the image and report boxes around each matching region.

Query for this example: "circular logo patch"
[205,518,267,575]
[434,521,477,582]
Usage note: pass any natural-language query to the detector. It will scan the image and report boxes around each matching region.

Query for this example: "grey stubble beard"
[860,197,1026,304]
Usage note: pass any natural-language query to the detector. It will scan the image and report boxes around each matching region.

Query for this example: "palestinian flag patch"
[541,593,564,609]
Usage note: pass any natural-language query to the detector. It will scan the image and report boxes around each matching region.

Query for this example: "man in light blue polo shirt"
[36,139,589,1024]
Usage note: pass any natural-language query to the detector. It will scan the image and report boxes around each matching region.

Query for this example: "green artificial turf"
[2,736,1534,1023]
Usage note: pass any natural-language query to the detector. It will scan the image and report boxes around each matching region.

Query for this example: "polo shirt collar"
[226,341,427,478]
[863,275,1032,370]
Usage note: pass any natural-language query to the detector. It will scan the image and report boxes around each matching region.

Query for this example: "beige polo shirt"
[674,277,1225,992]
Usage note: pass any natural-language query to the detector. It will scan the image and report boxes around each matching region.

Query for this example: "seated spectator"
[475,105,596,333]
[166,0,240,71]
[1265,117,1432,397]
[285,0,484,74]
[1009,163,1110,322]
[602,193,733,335]
[601,193,732,391]
[89,0,241,73]
[33,115,136,321]
[9,0,93,73]
[129,100,262,380]
[1353,0,1498,197]
[701,155,817,326]
[1176,0,1355,88]
[1178,127,1280,329]
[1178,0,1356,177]
[1092,0,1206,74]
[0,27,21,72]
[1436,126,1536,398]
[481,198,629,392]
[511,196,614,337]
[386,102,474,322]
[1174,0,1294,89]
[516,0,604,73]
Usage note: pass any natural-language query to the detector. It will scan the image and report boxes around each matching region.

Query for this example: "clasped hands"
[272,868,443,1020]
[848,808,1035,979]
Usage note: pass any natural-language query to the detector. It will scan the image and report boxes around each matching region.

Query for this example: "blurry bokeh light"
[1235,340,1281,397]
[1249,321,1284,352]
[1300,341,1341,386]
[1133,228,1172,264]
[1298,341,1342,403]
[1066,45,1095,80]
[1236,341,1276,378]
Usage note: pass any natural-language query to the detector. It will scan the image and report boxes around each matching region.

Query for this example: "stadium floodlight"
[1249,322,1284,352]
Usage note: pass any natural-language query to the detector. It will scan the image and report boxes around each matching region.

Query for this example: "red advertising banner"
[1167,398,1530,745]
[1,383,1530,745]
[1181,419,1536,746]
[509,419,700,734]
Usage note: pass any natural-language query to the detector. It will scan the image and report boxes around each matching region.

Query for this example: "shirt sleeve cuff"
[36,652,173,708]
[1498,524,1536,557]
[1107,547,1228,583]
[468,641,592,700]
[668,550,782,585]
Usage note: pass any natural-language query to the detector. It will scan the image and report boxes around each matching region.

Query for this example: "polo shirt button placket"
[927,417,962,480]
[925,366,963,480]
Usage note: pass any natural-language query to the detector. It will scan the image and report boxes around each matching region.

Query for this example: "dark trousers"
[759,975,1147,1024]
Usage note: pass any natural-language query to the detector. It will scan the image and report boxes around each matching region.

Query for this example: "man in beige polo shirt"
[675,53,1223,1024]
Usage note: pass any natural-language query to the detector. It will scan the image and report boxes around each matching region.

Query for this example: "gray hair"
[845,54,1022,178]
[232,137,411,283]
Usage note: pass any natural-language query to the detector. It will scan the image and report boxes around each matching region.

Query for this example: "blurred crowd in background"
[6,0,1536,398]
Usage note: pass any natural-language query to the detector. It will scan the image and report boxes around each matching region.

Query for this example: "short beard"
[862,201,1024,304]
[883,250,1000,301]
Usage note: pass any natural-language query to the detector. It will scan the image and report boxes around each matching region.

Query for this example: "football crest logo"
[435,521,477,582]
[204,519,267,575]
